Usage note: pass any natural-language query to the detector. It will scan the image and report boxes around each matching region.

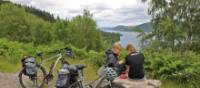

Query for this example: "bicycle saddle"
[75,65,86,70]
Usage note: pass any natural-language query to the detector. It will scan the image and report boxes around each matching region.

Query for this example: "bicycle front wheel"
[18,64,46,88]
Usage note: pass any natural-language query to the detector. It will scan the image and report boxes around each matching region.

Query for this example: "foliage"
[66,9,105,51]
[0,38,106,72]
[138,0,200,87]
[0,2,53,45]
[143,49,200,87]
[0,2,119,51]
[140,0,200,52]
[101,31,120,45]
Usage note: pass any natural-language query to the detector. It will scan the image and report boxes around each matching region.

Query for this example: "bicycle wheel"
[19,64,46,88]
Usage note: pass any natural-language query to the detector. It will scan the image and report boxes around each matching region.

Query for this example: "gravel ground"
[0,73,21,88]
[0,72,55,88]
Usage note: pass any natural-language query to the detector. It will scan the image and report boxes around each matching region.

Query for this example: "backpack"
[23,57,37,76]
[105,49,118,67]
[56,64,70,88]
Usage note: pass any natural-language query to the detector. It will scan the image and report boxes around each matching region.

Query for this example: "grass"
[161,80,185,88]
[67,58,98,81]
[0,59,21,73]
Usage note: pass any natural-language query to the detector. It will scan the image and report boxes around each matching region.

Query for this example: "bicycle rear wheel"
[19,64,46,88]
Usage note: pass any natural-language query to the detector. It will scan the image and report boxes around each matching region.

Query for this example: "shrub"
[88,50,105,67]
[143,50,200,87]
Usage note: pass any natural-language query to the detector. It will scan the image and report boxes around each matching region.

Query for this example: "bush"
[0,38,106,72]
[70,45,88,59]
[88,50,105,67]
[143,50,200,87]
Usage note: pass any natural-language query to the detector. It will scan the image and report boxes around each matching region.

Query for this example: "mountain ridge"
[101,22,153,32]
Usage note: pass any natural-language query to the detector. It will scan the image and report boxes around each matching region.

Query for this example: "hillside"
[101,22,153,32]
[134,22,153,32]
[1,1,55,22]
[0,1,119,51]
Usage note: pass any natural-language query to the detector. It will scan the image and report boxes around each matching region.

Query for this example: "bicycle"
[62,65,125,88]
[18,47,73,88]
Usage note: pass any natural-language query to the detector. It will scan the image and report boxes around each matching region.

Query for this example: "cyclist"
[98,42,126,77]
[105,42,121,67]
[122,43,145,79]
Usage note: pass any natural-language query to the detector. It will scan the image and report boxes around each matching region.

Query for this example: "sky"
[10,0,151,27]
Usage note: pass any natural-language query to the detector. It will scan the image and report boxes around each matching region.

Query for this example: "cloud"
[10,0,151,27]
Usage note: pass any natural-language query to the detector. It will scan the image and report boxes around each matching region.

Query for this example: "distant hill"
[101,22,153,32]
[112,25,132,31]
[101,25,131,31]
[136,22,153,32]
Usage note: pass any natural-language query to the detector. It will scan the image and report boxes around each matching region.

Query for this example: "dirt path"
[0,72,20,88]
[0,72,55,88]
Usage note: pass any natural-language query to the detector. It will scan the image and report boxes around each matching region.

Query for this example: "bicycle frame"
[76,66,115,88]
[38,53,63,66]
[36,52,66,83]
[87,74,107,88]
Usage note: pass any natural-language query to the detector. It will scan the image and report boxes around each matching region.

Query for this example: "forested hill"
[101,22,153,32]
[0,1,55,22]
[0,1,119,51]
[135,22,153,32]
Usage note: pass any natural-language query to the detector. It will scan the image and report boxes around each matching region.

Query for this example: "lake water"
[101,29,140,49]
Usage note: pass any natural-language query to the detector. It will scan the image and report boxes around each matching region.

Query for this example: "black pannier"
[56,64,70,88]
[21,56,37,76]
[56,64,82,88]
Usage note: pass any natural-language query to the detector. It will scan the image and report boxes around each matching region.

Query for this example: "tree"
[0,2,117,51]
[141,0,200,52]
[67,9,105,51]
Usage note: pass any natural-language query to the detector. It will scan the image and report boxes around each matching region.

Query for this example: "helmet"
[105,67,118,81]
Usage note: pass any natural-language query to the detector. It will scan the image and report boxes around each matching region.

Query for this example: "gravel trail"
[0,73,20,88]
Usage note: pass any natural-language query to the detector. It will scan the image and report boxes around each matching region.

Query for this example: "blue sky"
[10,0,151,27]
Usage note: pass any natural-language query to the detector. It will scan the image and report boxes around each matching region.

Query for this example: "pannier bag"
[56,64,70,88]
[24,57,37,76]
